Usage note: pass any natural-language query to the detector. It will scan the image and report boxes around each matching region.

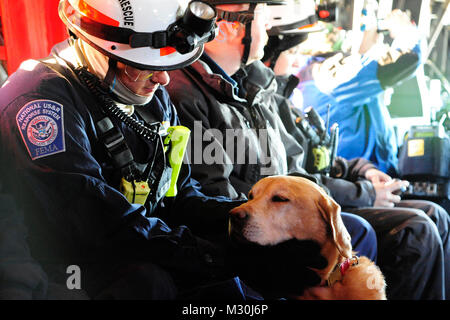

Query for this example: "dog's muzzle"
[228,210,251,243]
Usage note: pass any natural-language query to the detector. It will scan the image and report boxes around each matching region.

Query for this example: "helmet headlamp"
[188,1,217,25]
[172,1,219,54]
[132,0,218,54]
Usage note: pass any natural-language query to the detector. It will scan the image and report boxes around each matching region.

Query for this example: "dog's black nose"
[229,210,250,243]
[231,210,249,221]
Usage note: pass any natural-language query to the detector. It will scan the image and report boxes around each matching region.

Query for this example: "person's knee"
[341,212,377,261]
[341,212,377,243]
[398,200,449,226]
[422,201,450,236]
[403,215,442,246]
[388,214,443,265]
[387,223,444,300]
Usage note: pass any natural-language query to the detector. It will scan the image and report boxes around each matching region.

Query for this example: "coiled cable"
[75,67,161,142]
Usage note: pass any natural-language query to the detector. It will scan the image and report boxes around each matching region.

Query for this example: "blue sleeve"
[297,54,383,112]
[331,60,383,107]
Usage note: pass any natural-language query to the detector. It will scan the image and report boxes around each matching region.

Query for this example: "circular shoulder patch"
[27,115,59,147]
[16,100,66,160]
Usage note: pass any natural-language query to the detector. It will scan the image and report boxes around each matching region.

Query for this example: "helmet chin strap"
[240,3,256,67]
[103,58,117,91]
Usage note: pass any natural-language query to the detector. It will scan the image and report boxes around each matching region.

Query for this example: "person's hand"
[227,238,328,297]
[314,52,362,93]
[385,9,416,40]
[365,168,392,185]
[372,178,409,208]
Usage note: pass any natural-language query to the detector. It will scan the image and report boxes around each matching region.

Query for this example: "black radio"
[398,123,450,199]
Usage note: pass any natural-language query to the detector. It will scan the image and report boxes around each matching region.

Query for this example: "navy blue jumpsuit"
[0,41,251,299]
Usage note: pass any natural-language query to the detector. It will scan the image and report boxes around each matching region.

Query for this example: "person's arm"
[166,173,245,243]
[0,83,223,276]
[319,175,376,208]
[376,45,421,90]
[166,69,242,200]
[332,156,378,181]
[363,168,410,208]
[364,9,423,89]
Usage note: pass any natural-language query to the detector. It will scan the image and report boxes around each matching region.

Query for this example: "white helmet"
[59,0,218,70]
[268,0,322,35]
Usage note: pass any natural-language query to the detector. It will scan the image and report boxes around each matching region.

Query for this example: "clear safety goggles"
[124,65,155,82]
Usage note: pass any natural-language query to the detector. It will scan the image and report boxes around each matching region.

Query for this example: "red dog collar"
[327,256,359,286]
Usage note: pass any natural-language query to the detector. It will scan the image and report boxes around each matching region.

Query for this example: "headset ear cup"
[262,35,280,64]
[263,34,308,70]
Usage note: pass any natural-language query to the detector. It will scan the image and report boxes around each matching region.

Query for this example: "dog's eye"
[248,193,253,200]
[272,195,289,202]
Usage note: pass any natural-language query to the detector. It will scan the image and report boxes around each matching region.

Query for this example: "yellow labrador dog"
[229,175,386,300]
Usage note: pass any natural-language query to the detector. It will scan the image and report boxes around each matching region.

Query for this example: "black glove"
[153,226,231,289]
[226,238,328,298]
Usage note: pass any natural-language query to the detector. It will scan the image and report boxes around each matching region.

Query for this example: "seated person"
[166,0,379,290]
[261,2,449,299]
[291,10,424,177]
[0,0,290,300]
[168,0,446,300]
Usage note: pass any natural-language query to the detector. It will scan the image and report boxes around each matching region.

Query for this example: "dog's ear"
[317,193,352,259]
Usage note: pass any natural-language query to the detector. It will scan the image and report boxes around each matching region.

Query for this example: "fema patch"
[16,100,66,160]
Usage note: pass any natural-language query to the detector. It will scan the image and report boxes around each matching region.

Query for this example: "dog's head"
[229,175,353,278]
